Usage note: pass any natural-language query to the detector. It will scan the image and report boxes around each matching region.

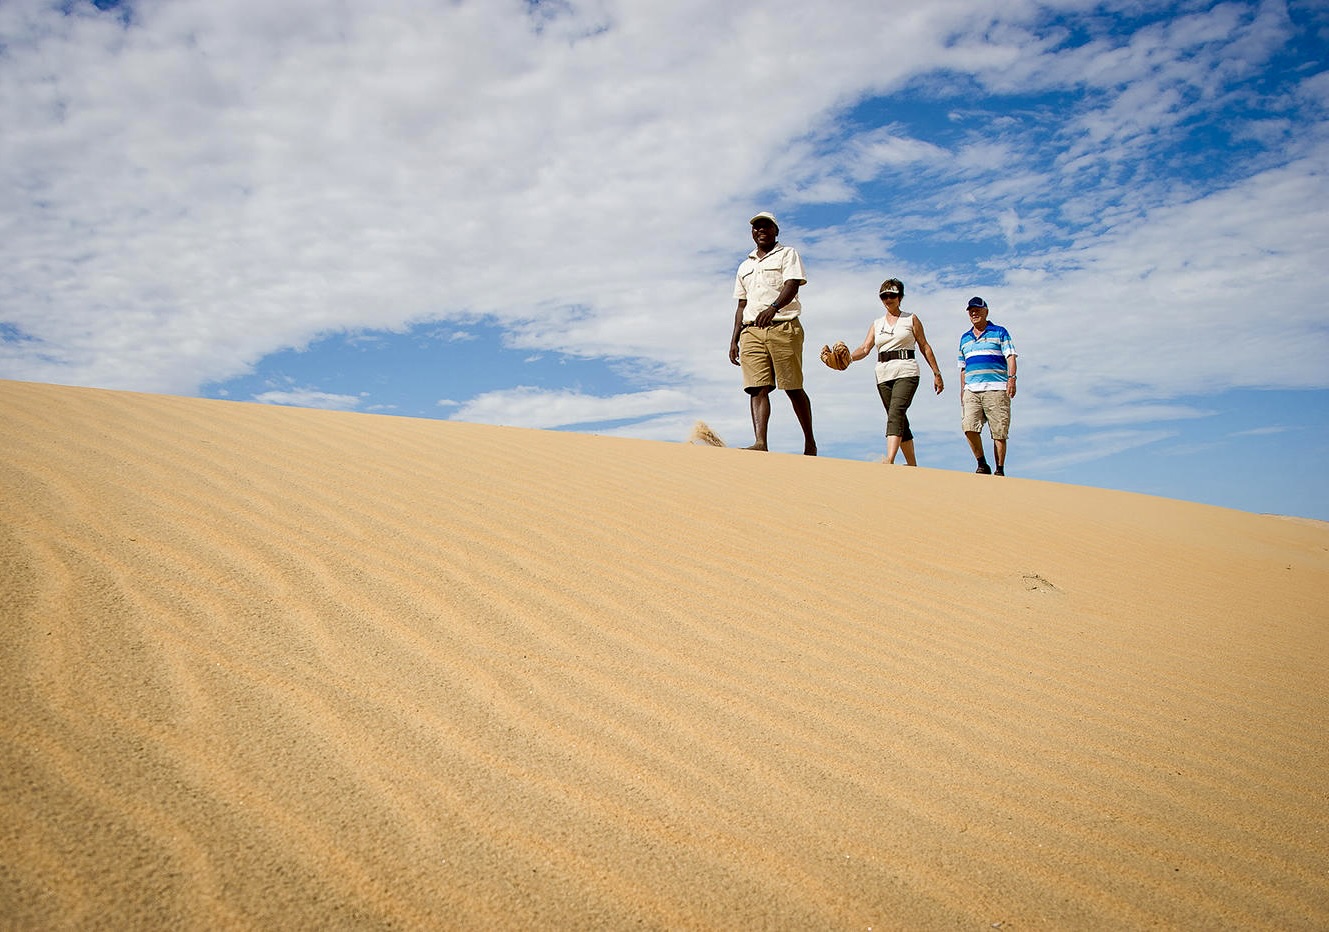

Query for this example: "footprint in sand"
[1022,573,1060,592]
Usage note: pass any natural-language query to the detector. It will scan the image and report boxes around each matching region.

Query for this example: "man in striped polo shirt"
[957,296,1018,475]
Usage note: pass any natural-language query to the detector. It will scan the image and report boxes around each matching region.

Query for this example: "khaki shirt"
[733,244,805,324]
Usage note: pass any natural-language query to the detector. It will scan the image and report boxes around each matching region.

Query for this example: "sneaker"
[994,465,1005,476]
[975,461,992,475]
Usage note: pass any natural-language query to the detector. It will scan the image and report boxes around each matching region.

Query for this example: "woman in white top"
[845,278,945,465]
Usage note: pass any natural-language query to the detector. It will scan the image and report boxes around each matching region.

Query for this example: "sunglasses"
[879,292,901,299]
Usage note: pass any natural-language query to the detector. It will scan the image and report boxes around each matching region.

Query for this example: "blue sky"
[3,0,1327,520]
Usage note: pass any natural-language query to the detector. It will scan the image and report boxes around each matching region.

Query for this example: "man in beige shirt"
[728,212,817,455]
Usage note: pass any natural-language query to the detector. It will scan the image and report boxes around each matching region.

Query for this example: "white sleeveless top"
[873,311,921,382]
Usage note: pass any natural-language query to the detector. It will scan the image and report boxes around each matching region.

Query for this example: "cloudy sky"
[4,0,1328,519]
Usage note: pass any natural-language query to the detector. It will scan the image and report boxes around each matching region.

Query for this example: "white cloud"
[446,386,695,430]
[252,389,363,410]
[1020,429,1177,472]
[1230,425,1295,437]
[0,0,1325,487]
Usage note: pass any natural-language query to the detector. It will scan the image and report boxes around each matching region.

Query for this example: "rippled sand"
[3,379,1327,929]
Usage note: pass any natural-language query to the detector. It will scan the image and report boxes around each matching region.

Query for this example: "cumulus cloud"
[1,0,1326,487]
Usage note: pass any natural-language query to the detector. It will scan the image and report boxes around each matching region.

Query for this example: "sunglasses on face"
[879,292,900,299]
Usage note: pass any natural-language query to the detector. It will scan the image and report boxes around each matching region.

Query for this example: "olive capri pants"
[876,376,919,441]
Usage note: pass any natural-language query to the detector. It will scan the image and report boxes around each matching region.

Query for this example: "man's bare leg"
[965,430,986,460]
[745,388,772,451]
[787,388,816,455]
[966,430,992,473]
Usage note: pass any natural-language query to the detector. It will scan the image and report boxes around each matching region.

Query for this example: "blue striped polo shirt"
[958,323,1016,391]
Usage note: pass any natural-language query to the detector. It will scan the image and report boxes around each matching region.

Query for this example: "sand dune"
[2,378,1327,929]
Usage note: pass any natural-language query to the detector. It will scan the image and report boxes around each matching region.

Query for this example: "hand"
[1008,377,1017,399]
[753,304,778,328]
[933,372,944,395]
[729,341,740,366]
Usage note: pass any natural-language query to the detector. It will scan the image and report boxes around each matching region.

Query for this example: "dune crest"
[3,379,1327,929]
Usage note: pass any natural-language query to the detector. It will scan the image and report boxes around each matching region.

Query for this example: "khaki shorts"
[962,388,1011,439]
[739,319,805,392]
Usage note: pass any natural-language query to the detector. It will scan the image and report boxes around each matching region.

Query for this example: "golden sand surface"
[3,378,1327,929]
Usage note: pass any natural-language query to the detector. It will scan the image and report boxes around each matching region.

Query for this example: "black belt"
[878,349,915,361]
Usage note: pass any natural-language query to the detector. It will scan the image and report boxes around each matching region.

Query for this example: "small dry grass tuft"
[688,421,726,447]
